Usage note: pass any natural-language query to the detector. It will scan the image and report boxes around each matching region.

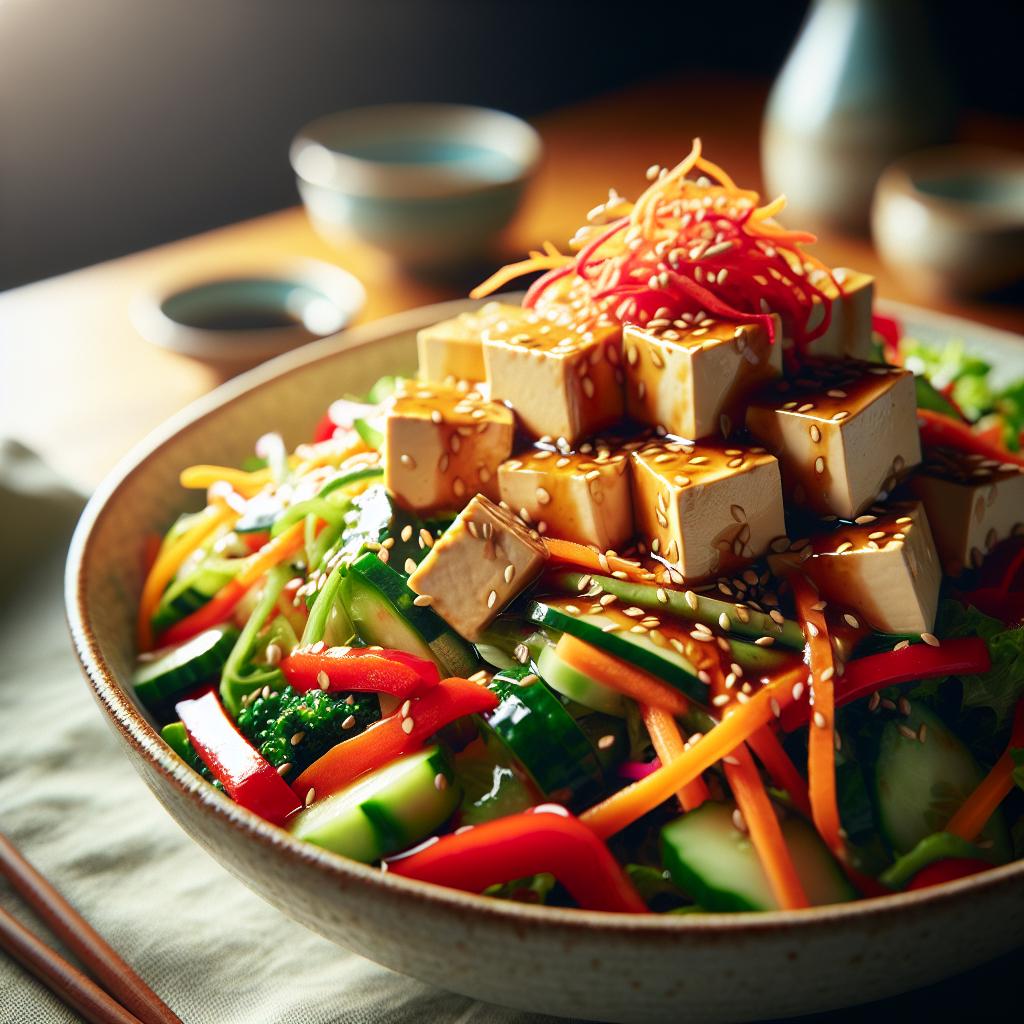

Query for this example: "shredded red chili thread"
[472,139,841,355]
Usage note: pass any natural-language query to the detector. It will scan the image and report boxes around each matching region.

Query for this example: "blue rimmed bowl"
[290,104,542,272]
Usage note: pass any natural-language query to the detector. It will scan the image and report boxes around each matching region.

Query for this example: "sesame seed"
[342,714,357,730]
[920,632,940,647]
[276,763,292,777]
[401,717,415,734]
[809,424,822,443]
[792,681,805,702]
[317,670,330,691]
[814,456,826,474]
[712,694,731,707]
[400,524,413,542]
[290,731,305,746]
[597,734,616,750]
[754,636,775,647]
[684,590,699,611]
[918,723,928,743]
[843,613,860,629]
[404,558,418,574]
[304,788,316,807]
[514,643,529,663]
[519,673,540,687]
[898,724,917,741]
[732,809,748,833]
[868,691,881,711]
[265,643,282,667]
[718,612,731,630]
[813,711,827,729]
[770,697,781,718]
[536,487,551,505]
[434,773,448,791]
[898,697,911,716]
[413,594,434,607]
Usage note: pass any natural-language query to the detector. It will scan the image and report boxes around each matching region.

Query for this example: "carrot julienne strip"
[946,701,1024,842]
[791,575,844,858]
[180,464,274,497]
[723,744,809,910]
[155,520,306,647]
[580,664,808,839]
[543,538,654,582]
[137,501,239,651]
[556,635,688,717]
[639,704,709,812]
[746,726,812,819]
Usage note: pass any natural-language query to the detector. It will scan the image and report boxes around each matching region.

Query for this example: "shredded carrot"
[136,502,239,651]
[747,726,812,818]
[156,520,306,648]
[640,704,709,812]
[791,575,844,858]
[723,745,809,910]
[556,635,688,717]
[543,538,655,582]
[580,664,808,839]
[469,252,572,301]
[946,701,1024,842]
[180,464,273,497]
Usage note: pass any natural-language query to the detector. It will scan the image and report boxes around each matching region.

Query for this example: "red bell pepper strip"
[871,313,902,364]
[280,648,439,699]
[386,806,649,914]
[906,858,993,891]
[176,691,301,826]
[292,677,499,801]
[780,636,991,732]
[918,408,1024,468]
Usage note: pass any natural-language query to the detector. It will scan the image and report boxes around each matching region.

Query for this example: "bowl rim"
[876,145,1024,229]
[289,102,543,199]
[66,296,1024,938]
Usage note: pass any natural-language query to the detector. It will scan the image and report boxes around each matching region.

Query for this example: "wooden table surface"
[3,74,1023,491]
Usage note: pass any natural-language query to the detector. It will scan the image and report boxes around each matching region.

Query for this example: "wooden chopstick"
[0,832,182,1024]
[0,904,144,1024]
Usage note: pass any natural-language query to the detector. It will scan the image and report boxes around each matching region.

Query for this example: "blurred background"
[2,0,1022,289]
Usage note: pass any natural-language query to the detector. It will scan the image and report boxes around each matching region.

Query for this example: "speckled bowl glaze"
[67,299,1024,1023]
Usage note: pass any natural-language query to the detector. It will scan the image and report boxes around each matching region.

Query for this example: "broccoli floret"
[236,684,380,776]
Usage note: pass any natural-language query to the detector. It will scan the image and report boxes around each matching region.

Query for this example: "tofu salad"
[136,142,1024,913]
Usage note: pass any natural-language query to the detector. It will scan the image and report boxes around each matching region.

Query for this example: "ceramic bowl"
[872,146,1024,298]
[290,104,541,272]
[66,299,1024,1023]
[133,260,365,367]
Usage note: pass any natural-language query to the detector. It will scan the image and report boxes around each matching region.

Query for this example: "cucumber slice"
[527,599,706,705]
[133,625,239,711]
[661,802,855,912]
[151,561,239,633]
[318,465,384,499]
[322,485,426,577]
[454,741,536,826]
[537,644,625,717]
[547,570,806,651]
[289,746,459,862]
[484,665,605,802]
[342,552,477,678]
[873,703,1011,859]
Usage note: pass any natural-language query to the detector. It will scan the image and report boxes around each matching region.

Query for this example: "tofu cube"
[482,309,623,445]
[417,302,523,384]
[798,269,875,362]
[630,439,786,580]
[407,494,548,641]
[384,382,514,514]
[795,502,941,634]
[745,360,921,519]
[498,443,633,551]
[910,447,1024,575]
[623,315,782,440]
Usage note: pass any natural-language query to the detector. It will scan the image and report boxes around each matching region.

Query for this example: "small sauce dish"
[290,103,542,273]
[133,260,365,367]
[872,146,1024,298]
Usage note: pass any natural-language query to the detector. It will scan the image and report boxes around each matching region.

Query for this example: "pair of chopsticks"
[0,831,181,1024]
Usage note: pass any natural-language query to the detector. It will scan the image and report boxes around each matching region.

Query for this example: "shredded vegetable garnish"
[471,139,839,352]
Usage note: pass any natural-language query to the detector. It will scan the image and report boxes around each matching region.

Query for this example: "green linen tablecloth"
[0,440,1018,1023]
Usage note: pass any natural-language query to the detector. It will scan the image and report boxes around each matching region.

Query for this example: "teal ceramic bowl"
[290,104,542,272]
